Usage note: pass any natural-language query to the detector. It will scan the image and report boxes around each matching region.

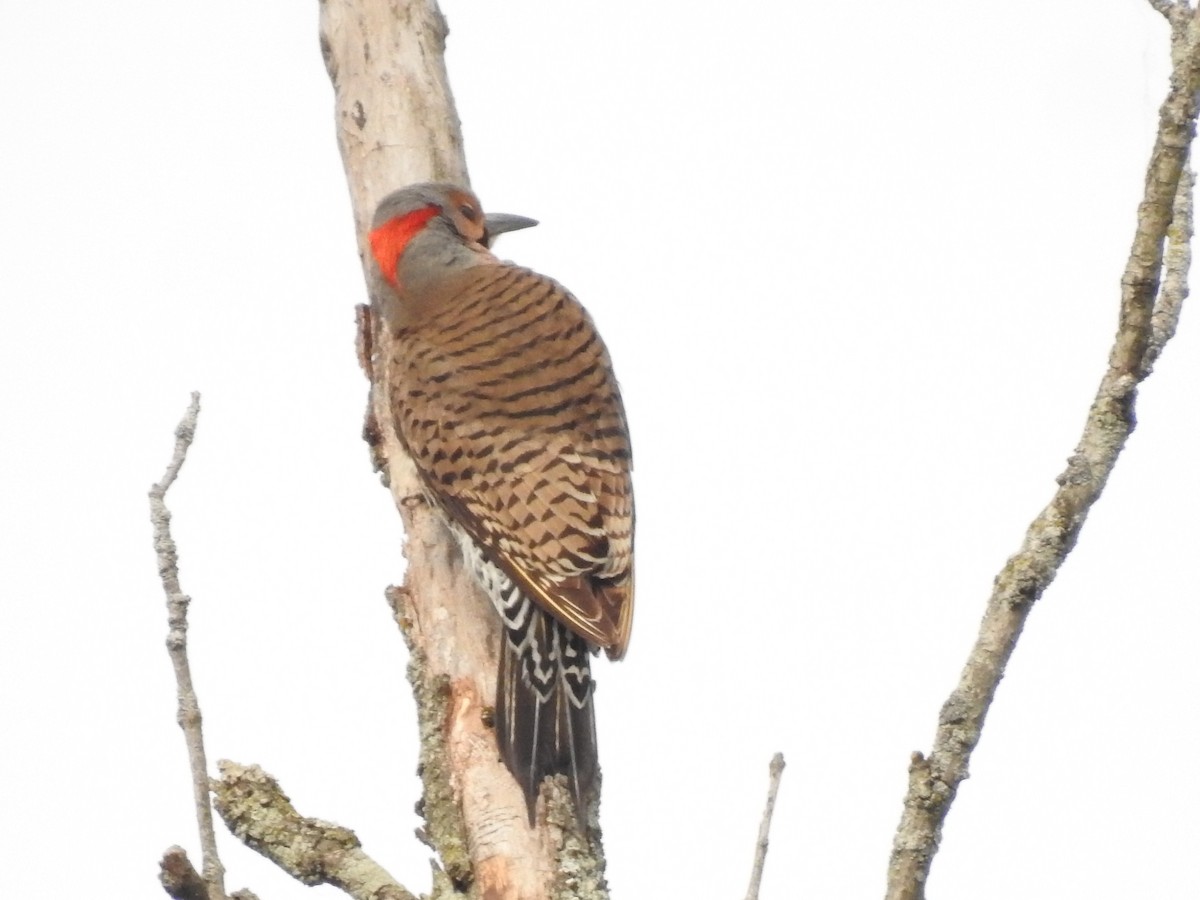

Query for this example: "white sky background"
[1,1,1197,897]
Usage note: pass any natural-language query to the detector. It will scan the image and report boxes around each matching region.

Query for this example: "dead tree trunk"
[319,3,609,898]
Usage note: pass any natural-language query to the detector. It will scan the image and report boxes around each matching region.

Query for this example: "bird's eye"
[459,204,479,222]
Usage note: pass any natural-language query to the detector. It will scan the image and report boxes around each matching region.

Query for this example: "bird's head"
[368,183,538,292]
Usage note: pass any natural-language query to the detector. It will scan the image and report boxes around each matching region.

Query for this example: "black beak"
[483,212,538,247]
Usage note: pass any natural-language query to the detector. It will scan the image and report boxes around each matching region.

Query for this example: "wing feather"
[388,264,634,653]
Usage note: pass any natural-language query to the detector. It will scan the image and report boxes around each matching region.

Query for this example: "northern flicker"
[367,183,634,821]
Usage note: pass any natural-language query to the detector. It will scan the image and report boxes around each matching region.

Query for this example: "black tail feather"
[495,608,597,823]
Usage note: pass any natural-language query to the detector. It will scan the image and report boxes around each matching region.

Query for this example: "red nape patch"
[369,205,440,287]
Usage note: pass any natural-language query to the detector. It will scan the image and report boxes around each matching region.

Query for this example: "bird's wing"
[388,264,634,654]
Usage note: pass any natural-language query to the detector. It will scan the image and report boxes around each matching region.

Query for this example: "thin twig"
[150,393,228,900]
[213,761,417,900]
[744,753,786,900]
[885,11,1200,900]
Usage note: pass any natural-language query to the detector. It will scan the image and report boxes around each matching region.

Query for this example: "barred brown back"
[385,259,635,819]
[389,263,634,654]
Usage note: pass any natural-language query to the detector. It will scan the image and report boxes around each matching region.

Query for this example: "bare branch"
[1144,161,1194,375]
[159,847,209,900]
[744,753,786,900]
[1147,0,1197,383]
[1147,0,1197,371]
[213,761,417,900]
[150,394,228,900]
[885,12,1200,899]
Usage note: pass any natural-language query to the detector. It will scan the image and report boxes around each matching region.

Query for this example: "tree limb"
[149,399,422,900]
[1144,159,1193,376]
[1145,0,1196,376]
[885,9,1200,899]
[213,761,416,900]
[150,393,229,900]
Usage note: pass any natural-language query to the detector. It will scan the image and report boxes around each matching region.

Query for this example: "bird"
[366,182,634,822]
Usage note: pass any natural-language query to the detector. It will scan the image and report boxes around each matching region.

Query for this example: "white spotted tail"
[458,528,597,821]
